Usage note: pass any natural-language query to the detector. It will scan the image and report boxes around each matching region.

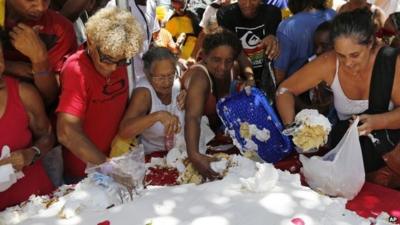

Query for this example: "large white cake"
[0,154,377,225]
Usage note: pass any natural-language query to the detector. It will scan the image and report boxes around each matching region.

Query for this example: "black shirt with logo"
[217,3,281,80]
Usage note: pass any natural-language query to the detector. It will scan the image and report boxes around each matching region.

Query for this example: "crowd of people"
[0,0,399,210]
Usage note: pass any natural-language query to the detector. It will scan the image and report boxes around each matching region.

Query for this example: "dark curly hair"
[202,28,242,59]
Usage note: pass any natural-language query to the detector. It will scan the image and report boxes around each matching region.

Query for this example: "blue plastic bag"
[216,87,293,163]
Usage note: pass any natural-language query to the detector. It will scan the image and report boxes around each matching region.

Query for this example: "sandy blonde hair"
[85,7,144,58]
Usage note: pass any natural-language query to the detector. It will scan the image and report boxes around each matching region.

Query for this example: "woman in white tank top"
[276,10,400,188]
[118,47,183,155]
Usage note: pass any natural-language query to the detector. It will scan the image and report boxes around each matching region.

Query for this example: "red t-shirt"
[3,10,77,73]
[57,50,129,178]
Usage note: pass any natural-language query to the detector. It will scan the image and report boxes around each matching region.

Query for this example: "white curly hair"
[85,7,144,59]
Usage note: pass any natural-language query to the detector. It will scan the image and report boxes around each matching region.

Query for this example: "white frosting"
[240,163,278,193]
[295,109,331,132]
[0,177,127,224]
[228,121,271,152]
[166,146,187,173]
[248,124,270,142]
[290,109,332,151]
[244,138,258,151]
[373,212,398,225]
[0,154,380,225]
[210,159,228,175]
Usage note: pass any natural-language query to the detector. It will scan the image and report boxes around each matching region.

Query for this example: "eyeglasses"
[97,46,132,66]
[150,72,176,82]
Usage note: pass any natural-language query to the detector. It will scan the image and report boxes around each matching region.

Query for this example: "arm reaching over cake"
[184,67,219,179]
[183,29,242,179]
[278,9,400,188]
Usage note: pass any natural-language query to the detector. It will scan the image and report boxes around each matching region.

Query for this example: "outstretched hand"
[355,114,379,136]
[257,35,279,60]
[157,111,181,136]
[189,153,220,180]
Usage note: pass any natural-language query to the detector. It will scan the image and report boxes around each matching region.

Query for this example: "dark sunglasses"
[97,46,132,66]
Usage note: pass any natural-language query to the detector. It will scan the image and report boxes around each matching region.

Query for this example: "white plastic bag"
[299,117,365,200]
[0,146,24,192]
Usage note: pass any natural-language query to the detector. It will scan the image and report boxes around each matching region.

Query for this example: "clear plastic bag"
[299,117,365,200]
[85,145,145,201]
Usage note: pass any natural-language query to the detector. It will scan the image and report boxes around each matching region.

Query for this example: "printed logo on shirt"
[235,25,266,69]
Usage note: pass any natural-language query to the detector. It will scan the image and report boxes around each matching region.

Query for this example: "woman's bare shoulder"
[183,65,211,89]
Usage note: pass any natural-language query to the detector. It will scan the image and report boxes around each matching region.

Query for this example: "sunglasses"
[97,46,131,66]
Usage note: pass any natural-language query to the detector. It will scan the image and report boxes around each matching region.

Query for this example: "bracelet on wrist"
[30,146,42,165]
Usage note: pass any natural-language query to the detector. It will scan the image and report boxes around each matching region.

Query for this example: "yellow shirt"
[165,15,197,59]
[0,0,5,28]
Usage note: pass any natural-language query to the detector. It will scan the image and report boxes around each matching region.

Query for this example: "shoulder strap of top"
[4,77,25,114]
[191,64,213,93]
[368,46,399,113]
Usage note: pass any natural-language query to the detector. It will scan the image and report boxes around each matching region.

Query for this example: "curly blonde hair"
[85,7,144,59]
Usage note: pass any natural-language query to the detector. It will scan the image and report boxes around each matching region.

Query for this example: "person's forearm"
[31,59,59,105]
[58,125,107,165]
[119,113,160,139]
[275,90,296,126]
[373,107,400,130]
[32,131,55,160]
[4,60,32,78]
[185,115,201,159]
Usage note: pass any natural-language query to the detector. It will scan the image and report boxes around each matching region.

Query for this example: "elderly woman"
[183,29,242,179]
[0,43,55,210]
[57,7,143,183]
[118,47,183,155]
[276,9,400,188]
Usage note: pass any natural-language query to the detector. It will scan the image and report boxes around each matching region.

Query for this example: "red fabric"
[347,182,400,220]
[4,10,77,73]
[57,50,129,178]
[0,77,54,210]
[0,77,31,149]
[145,167,179,186]
[97,220,110,225]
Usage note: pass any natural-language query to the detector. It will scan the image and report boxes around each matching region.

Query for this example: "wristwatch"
[30,146,42,165]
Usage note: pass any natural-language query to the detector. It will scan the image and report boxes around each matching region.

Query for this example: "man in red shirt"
[56,7,143,183]
[3,0,77,105]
